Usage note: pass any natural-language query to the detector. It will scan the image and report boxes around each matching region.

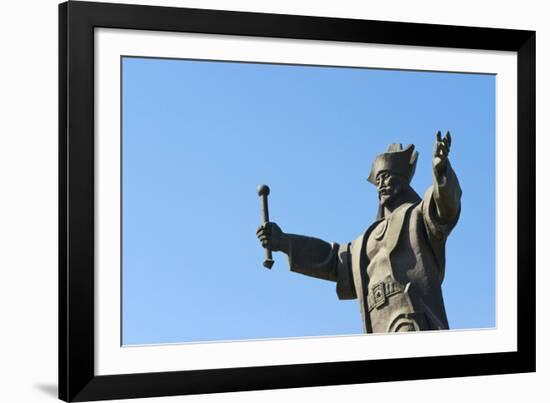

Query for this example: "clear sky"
[122,56,495,345]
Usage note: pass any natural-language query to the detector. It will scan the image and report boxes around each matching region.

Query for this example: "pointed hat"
[367,143,418,185]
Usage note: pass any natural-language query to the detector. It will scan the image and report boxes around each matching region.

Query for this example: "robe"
[285,162,461,333]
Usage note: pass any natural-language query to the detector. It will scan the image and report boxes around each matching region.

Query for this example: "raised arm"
[431,131,462,224]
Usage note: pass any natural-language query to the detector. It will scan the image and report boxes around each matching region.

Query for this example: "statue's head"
[368,144,419,209]
[373,170,406,207]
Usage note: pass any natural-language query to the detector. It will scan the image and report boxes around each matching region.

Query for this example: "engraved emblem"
[373,282,386,309]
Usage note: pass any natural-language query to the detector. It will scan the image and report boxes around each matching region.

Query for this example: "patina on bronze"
[256,132,461,333]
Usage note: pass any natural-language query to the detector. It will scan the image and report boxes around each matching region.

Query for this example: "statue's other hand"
[433,130,451,176]
[256,222,286,252]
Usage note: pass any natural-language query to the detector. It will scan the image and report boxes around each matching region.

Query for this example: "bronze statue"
[256,132,461,333]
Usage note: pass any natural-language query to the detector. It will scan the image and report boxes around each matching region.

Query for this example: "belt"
[367,280,404,312]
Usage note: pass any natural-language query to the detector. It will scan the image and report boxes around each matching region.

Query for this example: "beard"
[379,193,393,206]
[378,186,401,207]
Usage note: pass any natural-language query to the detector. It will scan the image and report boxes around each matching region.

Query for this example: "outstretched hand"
[433,131,452,175]
[256,222,287,253]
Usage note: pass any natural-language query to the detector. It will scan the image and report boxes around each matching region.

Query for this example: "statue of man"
[256,132,461,333]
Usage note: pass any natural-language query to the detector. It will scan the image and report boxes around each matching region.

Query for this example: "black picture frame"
[59,1,536,401]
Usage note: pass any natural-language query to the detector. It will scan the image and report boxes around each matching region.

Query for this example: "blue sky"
[122,56,495,345]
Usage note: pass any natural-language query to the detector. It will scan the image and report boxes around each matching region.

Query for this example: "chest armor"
[366,218,392,284]
[362,203,427,332]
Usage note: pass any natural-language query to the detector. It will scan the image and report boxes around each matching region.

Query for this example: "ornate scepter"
[257,184,275,269]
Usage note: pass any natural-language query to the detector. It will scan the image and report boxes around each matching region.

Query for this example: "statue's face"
[376,170,404,206]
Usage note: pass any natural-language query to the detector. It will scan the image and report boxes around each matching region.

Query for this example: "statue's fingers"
[436,130,442,142]
[433,138,441,157]
[258,235,269,243]
[446,135,452,152]
[256,225,265,235]
[440,142,449,157]
[435,143,445,158]
[257,228,271,239]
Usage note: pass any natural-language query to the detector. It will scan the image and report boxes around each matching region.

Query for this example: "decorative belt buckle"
[373,282,386,309]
